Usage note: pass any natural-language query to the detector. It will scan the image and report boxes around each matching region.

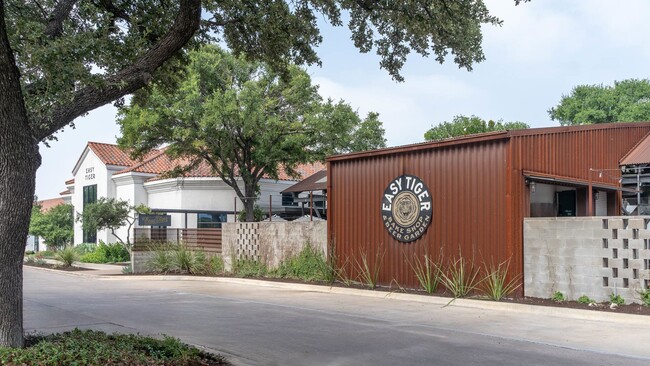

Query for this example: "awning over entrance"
[523,170,637,193]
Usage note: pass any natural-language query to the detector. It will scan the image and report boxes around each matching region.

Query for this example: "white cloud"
[313,74,483,147]
[483,0,586,67]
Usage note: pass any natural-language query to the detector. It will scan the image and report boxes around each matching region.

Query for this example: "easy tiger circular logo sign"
[381,175,432,242]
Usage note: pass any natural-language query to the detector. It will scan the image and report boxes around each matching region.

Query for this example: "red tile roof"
[107,144,324,182]
[59,190,71,196]
[73,142,161,173]
[37,197,65,212]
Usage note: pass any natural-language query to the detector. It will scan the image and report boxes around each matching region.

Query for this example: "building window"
[197,213,227,228]
[282,193,298,207]
[82,184,97,243]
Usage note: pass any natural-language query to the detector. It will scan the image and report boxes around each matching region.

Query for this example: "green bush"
[79,242,129,263]
[551,291,565,303]
[0,329,228,365]
[577,295,594,304]
[74,243,97,255]
[637,289,650,307]
[55,247,78,267]
[208,255,224,274]
[271,244,328,281]
[233,259,267,278]
[610,293,625,305]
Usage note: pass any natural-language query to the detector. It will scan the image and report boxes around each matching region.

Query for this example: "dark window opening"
[82,184,97,243]
[198,213,228,228]
[282,193,298,207]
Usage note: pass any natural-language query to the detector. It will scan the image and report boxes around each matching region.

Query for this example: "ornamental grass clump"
[55,247,78,267]
[354,248,385,290]
[440,255,483,298]
[406,253,443,294]
[146,244,175,274]
[481,259,521,301]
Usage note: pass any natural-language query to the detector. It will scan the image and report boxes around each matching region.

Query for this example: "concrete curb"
[26,266,650,324]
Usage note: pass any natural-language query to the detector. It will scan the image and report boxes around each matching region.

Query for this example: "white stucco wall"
[72,149,113,244]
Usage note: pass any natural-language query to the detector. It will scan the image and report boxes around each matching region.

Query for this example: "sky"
[35,0,650,199]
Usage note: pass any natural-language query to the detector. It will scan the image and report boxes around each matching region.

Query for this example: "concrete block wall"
[524,217,650,303]
[131,251,155,273]
[222,221,327,271]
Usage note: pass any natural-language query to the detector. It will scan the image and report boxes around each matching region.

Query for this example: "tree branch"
[44,0,78,39]
[31,0,201,141]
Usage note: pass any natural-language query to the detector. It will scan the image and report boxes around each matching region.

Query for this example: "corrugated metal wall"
[328,137,510,289]
[328,123,650,292]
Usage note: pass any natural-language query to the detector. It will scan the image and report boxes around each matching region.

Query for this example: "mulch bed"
[24,262,93,272]
[125,272,650,316]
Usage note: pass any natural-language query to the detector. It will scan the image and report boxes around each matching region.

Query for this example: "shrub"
[0,329,228,365]
[551,291,565,303]
[233,259,267,278]
[55,247,79,267]
[440,255,483,298]
[481,259,521,301]
[610,293,625,305]
[577,295,594,305]
[146,245,175,274]
[74,243,97,255]
[271,244,328,281]
[637,289,650,307]
[79,242,130,263]
[25,250,35,255]
[208,255,224,274]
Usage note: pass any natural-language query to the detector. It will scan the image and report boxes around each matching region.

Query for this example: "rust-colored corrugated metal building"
[327,122,650,292]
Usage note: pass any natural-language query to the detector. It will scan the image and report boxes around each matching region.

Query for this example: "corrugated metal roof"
[620,132,650,165]
[328,122,650,162]
[281,170,327,193]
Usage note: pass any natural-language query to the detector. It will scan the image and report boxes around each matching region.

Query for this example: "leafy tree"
[28,204,73,250]
[119,46,384,221]
[424,115,529,141]
[549,79,650,125]
[0,0,525,348]
[77,198,150,249]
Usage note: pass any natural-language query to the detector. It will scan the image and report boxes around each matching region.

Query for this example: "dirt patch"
[24,262,94,272]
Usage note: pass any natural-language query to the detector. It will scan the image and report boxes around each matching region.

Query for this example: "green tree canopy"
[548,79,650,126]
[424,115,529,141]
[28,203,73,250]
[77,198,149,248]
[118,46,385,221]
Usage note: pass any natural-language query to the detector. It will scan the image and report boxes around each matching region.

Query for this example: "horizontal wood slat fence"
[133,228,222,254]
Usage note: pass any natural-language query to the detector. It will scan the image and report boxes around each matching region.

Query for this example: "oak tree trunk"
[0,0,40,347]
[244,183,257,222]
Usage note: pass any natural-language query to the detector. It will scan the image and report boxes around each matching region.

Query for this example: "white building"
[65,142,323,244]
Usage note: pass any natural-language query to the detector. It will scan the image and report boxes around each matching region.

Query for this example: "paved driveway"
[24,268,650,365]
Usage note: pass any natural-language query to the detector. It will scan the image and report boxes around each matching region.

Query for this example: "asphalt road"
[23,268,650,366]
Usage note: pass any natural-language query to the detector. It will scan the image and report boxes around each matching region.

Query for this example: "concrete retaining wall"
[524,217,650,302]
[222,221,327,271]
